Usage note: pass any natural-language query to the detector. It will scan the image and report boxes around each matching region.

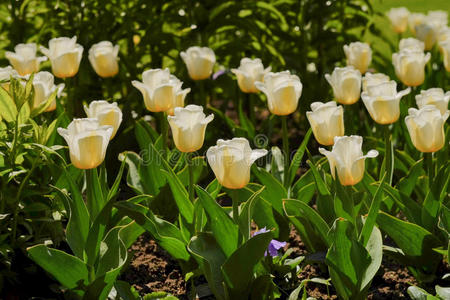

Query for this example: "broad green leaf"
[0,87,18,122]
[135,118,158,148]
[252,166,287,213]
[162,168,194,223]
[86,168,105,221]
[288,129,312,186]
[407,286,440,300]
[238,186,265,240]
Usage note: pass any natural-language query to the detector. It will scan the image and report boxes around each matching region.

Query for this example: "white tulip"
[392,50,431,86]
[306,101,344,146]
[132,68,190,113]
[439,40,450,72]
[415,23,437,50]
[437,26,450,43]
[84,100,123,139]
[255,71,302,115]
[405,105,449,153]
[399,38,425,52]
[362,72,390,92]
[206,138,267,189]
[409,13,426,35]
[40,36,84,78]
[88,41,119,78]
[415,88,450,115]
[231,58,271,93]
[325,66,361,105]
[387,7,410,33]
[31,71,64,112]
[180,46,216,80]
[319,135,378,186]
[5,43,47,76]
[168,105,214,153]
[0,66,21,91]
[343,42,372,74]
[426,10,448,30]
[57,118,113,169]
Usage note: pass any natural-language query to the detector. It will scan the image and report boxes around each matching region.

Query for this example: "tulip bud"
[255,71,302,115]
[206,138,267,189]
[409,13,426,35]
[40,36,84,78]
[5,43,47,76]
[387,7,410,33]
[84,100,123,139]
[231,58,271,93]
[399,38,425,52]
[180,46,216,80]
[343,42,372,74]
[88,41,119,78]
[362,72,390,92]
[392,50,431,86]
[415,88,450,115]
[325,66,361,105]
[306,101,344,146]
[57,118,113,169]
[319,135,378,186]
[439,40,450,72]
[405,105,449,153]
[0,66,21,91]
[168,105,214,152]
[31,71,65,112]
[415,24,437,50]
[132,68,190,113]
[361,80,410,124]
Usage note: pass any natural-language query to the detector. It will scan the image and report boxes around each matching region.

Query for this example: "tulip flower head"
[180,46,216,80]
[84,100,123,139]
[399,38,425,52]
[325,66,362,105]
[132,68,190,113]
[415,88,450,115]
[361,80,410,124]
[343,42,372,74]
[319,135,379,186]
[362,73,390,92]
[88,41,119,78]
[306,101,344,146]
[392,50,431,86]
[415,23,437,51]
[5,43,47,76]
[409,13,426,35]
[387,7,410,33]
[206,138,267,189]
[31,71,65,112]
[168,105,214,153]
[405,105,449,153]
[0,66,21,91]
[255,71,302,115]
[439,40,450,72]
[231,58,271,93]
[426,10,448,30]
[40,36,83,78]
[57,118,113,169]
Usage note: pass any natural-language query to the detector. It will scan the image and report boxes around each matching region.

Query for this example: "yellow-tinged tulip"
[88,41,119,78]
[325,66,361,105]
[415,88,450,115]
[399,38,425,52]
[437,27,450,43]
[405,105,449,153]
[361,80,410,124]
[343,42,372,74]
[84,100,123,139]
[319,135,378,186]
[415,24,437,50]
[5,43,47,76]
[362,73,390,92]
[168,105,214,153]
[387,7,410,33]
[440,40,450,72]
[57,118,113,169]
[392,50,431,87]
[426,11,448,30]
[231,58,271,93]
[30,71,64,112]
[255,71,302,115]
[132,68,190,113]
[306,101,344,146]
[0,66,21,91]
[409,13,426,35]
[40,36,83,78]
[180,46,216,80]
[206,138,267,189]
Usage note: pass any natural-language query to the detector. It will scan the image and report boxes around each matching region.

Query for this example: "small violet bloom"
[212,69,226,80]
[253,227,287,257]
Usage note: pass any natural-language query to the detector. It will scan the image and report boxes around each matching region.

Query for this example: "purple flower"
[253,227,287,257]
[212,69,226,80]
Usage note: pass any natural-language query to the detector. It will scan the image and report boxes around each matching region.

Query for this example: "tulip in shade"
[180,47,216,80]
[426,10,448,30]
[5,43,47,76]
[255,71,302,115]
[88,41,119,78]
[405,106,449,153]
[325,66,361,105]
[168,105,214,153]
[392,50,431,87]
[440,40,450,72]
[409,13,426,35]
[84,100,123,139]
[362,73,390,92]
[57,118,113,169]
[132,68,190,113]
[361,81,410,125]
[30,71,65,112]
[252,227,286,257]
[415,88,450,115]
[306,101,344,146]
[399,38,425,52]
[415,24,437,51]
[231,58,271,93]
[343,42,372,74]
[40,36,84,78]
[319,136,379,186]
[387,7,410,33]
[206,138,267,189]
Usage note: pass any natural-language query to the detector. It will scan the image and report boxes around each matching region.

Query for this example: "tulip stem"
[384,125,393,185]
[188,154,194,202]
[230,189,240,224]
[424,152,434,187]
[281,116,290,188]
[160,112,169,160]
